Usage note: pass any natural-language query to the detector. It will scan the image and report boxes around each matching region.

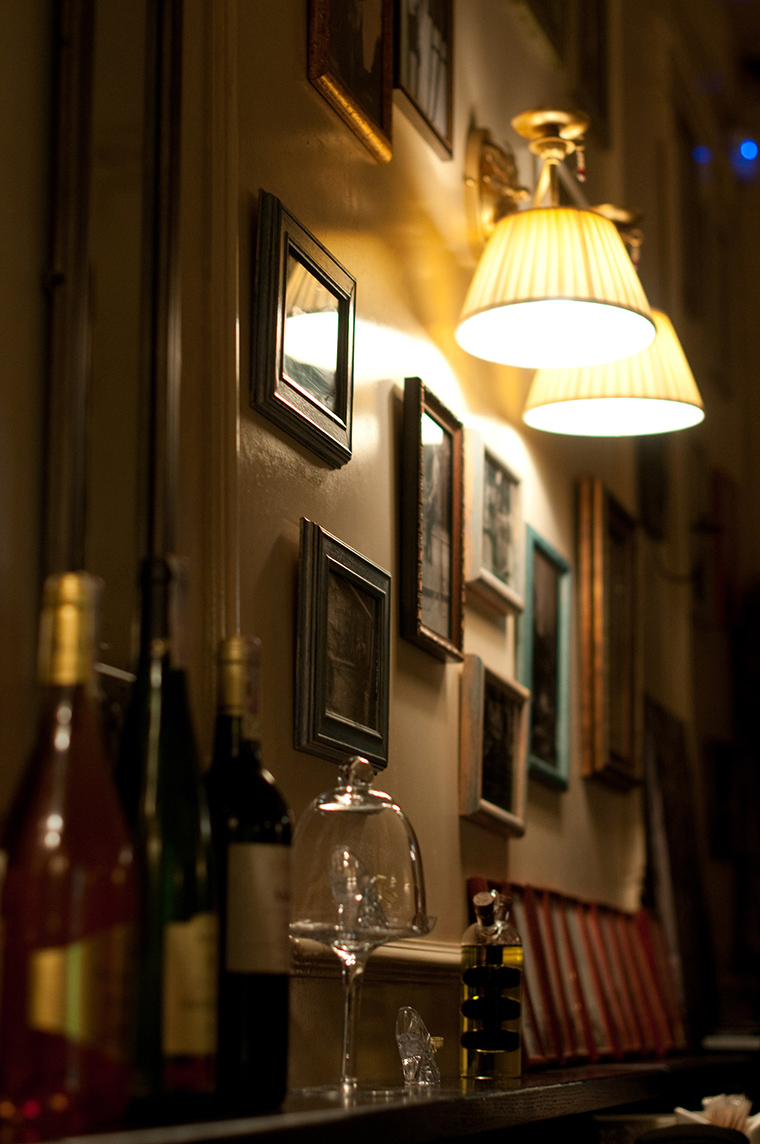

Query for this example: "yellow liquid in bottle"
[459,943,523,1080]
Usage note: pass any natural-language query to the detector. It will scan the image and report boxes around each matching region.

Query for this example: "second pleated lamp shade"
[522,308,705,436]
[456,206,656,370]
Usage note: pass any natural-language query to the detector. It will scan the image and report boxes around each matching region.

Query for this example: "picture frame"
[393,0,453,159]
[308,0,393,163]
[522,525,571,789]
[464,429,524,617]
[459,654,530,835]
[578,476,640,789]
[295,518,390,768]
[251,191,356,469]
[401,376,464,661]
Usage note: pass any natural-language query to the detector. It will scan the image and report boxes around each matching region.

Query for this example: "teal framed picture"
[522,525,571,790]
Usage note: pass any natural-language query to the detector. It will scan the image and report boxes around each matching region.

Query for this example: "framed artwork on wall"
[308,0,393,163]
[459,654,529,835]
[251,191,356,468]
[464,429,524,617]
[522,525,570,790]
[295,518,391,768]
[401,376,464,661]
[393,0,453,158]
[578,475,640,789]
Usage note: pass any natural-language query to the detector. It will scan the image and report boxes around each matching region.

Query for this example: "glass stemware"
[290,757,435,1093]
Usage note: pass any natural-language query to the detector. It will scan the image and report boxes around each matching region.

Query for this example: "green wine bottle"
[205,637,292,1114]
[116,557,217,1123]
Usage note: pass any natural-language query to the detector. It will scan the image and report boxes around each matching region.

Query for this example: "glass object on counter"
[460,889,523,1080]
[395,1007,441,1086]
[0,572,137,1140]
[206,636,292,1114]
[290,757,434,1093]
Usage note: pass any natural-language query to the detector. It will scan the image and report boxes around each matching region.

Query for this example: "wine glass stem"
[340,954,367,1088]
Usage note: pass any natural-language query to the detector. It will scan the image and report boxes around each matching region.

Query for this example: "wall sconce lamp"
[456,110,656,369]
[523,205,705,435]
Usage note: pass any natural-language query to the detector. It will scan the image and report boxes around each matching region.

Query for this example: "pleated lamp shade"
[456,206,656,369]
[522,309,705,435]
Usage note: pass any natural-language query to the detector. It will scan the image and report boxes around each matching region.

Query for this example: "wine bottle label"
[225,843,291,974]
[28,923,131,1057]
[162,912,218,1056]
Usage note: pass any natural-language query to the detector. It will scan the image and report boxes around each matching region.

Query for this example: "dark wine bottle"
[205,637,292,1114]
[116,557,216,1122]
[0,572,137,1141]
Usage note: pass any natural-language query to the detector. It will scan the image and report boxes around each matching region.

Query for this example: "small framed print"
[295,518,390,768]
[464,430,523,617]
[459,654,529,835]
[308,0,393,163]
[522,526,571,789]
[251,190,356,468]
[578,475,640,789]
[401,376,464,661]
[393,0,453,158]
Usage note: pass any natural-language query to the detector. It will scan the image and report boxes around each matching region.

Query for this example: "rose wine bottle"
[0,572,137,1140]
[205,637,292,1114]
[116,557,216,1122]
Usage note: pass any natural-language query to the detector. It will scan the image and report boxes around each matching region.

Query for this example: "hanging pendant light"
[455,111,656,370]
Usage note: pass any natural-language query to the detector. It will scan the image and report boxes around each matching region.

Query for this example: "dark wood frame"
[459,654,529,835]
[295,518,391,768]
[579,475,640,789]
[522,525,571,789]
[393,0,453,158]
[251,190,356,468]
[401,376,464,661]
[308,0,393,163]
[464,429,524,617]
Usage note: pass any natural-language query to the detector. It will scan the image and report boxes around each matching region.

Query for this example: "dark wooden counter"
[75,1054,759,1144]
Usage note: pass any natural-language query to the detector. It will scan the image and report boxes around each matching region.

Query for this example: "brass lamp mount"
[464,127,529,249]
[511,108,590,205]
[592,203,644,267]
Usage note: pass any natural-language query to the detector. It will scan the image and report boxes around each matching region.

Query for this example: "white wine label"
[225,843,291,974]
[163,912,218,1056]
[28,923,131,1057]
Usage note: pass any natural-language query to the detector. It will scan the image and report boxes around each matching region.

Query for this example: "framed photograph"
[295,518,390,768]
[251,191,356,468]
[522,526,571,789]
[393,0,453,158]
[578,476,640,789]
[464,429,523,617]
[401,376,464,661]
[459,655,529,835]
[308,0,393,163]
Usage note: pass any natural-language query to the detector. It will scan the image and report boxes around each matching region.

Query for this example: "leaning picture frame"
[578,475,640,789]
[295,518,391,769]
[522,525,571,789]
[393,0,453,158]
[308,0,393,163]
[464,429,523,616]
[459,654,530,835]
[401,376,464,661]
[251,190,356,469]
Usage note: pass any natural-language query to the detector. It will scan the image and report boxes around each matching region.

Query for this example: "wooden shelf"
[76,1054,757,1144]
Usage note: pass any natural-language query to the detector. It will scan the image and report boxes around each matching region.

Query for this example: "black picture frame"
[393,0,453,158]
[308,0,393,163]
[296,518,391,769]
[401,376,464,661]
[251,190,356,468]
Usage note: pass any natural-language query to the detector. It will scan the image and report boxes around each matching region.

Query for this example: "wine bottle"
[205,637,292,1114]
[0,572,137,1140]
[116,557,217,1121]
[460,890,523,1081]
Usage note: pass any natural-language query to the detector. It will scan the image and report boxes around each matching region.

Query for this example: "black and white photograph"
[394,0,453,156]
[465,430,524,616]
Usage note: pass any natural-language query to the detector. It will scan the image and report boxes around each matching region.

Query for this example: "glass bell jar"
[290,756,435,1093]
